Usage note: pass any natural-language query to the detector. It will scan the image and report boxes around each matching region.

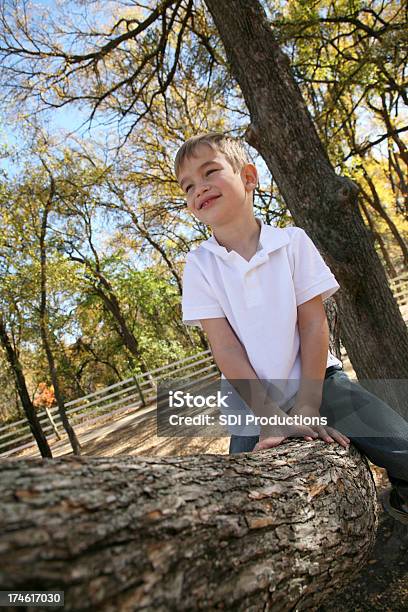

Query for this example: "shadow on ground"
[318,466,408,612]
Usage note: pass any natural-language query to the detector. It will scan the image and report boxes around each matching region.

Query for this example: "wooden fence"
[0,349,219,457]
[389,270,408,308]
[1,270,407,457]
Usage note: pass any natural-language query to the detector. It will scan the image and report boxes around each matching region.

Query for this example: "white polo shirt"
[181,218,342,431]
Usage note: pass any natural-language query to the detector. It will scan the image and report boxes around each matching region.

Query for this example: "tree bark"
[323,297,341,360]
[204,0,408,393]
[0,314,52,458]
[0,444,378,611]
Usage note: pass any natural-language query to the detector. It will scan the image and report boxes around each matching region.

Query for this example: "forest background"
[0,0,406,428]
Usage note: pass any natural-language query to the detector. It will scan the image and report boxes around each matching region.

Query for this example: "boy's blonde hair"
[174,132,250,178]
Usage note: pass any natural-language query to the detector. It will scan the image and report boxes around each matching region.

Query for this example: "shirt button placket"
[243,267,261,307]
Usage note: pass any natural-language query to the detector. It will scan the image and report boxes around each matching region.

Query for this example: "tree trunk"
[39,167,82,456]
[0,314,52,458]
[39,325,82,455]
[323,297,341,360]
[0,444,377,610]
[204,0,408,393]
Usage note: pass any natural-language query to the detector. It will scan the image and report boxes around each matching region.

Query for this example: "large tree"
[204,0,408,393]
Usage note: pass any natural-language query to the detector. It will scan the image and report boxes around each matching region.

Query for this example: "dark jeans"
[229,366,408,503]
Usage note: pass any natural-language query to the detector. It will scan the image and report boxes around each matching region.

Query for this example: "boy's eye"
[185,168,218,194]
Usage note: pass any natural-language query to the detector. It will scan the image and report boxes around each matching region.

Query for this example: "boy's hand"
[287,402,350,449]
[253,424,319,451]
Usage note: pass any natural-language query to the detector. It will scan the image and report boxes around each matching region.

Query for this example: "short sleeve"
[182,255,225,328]
[289,228,340,306]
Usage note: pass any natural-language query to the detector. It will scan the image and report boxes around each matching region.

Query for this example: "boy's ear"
[241,163,258,192]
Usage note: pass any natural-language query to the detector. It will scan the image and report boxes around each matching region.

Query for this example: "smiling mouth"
[199,195,220,210]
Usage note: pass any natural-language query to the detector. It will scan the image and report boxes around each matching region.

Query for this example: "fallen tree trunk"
[0,442,378,611]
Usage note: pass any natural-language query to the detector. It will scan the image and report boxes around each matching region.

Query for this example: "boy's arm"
[288,294,350,448]
[294,294,329,411]
[200,317,316,441]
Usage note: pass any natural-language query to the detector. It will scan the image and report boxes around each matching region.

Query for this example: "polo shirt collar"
[200,217,289,261]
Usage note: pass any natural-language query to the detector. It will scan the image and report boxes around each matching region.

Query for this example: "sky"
[1,105,105,174]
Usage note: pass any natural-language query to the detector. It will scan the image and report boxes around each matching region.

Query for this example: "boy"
[175,132,408,524]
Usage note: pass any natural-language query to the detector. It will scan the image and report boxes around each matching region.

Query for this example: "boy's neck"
[211,215,261,262]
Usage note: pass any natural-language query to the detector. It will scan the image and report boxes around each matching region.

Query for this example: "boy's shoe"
[382,487,408,525]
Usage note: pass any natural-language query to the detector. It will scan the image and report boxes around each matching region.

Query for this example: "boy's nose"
[197,183,210,195]
[196,184,210,201]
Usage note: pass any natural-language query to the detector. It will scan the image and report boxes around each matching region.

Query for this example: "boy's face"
[177,144,257,226]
